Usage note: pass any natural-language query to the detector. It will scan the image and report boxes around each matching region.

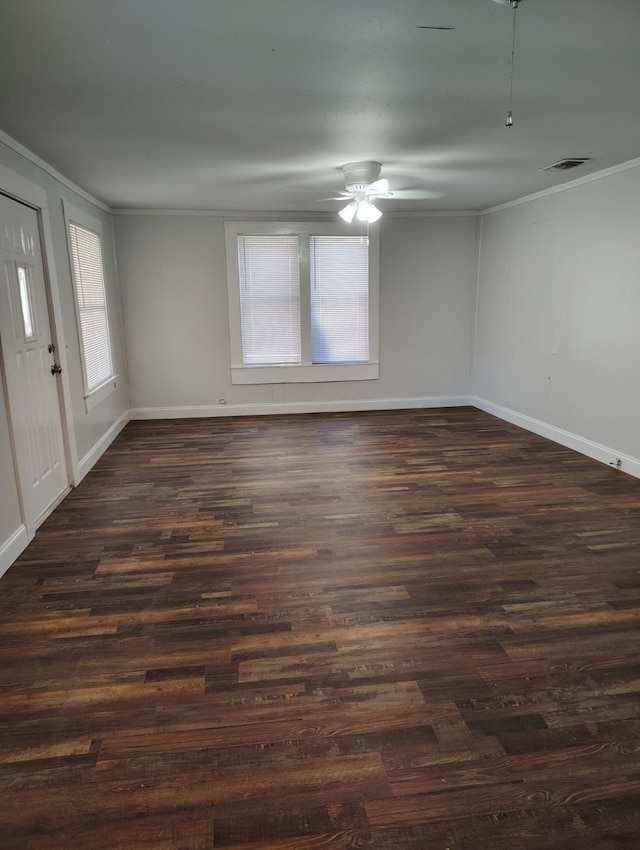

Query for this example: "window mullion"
[298,233,312,365]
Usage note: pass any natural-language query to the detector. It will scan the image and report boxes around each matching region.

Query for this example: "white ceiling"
[1,0,639,212]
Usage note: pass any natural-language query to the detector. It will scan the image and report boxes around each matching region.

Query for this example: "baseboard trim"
[474,397,640,480]
[129,395,474,420]
[0,525,30,579]
[77,411,130,481]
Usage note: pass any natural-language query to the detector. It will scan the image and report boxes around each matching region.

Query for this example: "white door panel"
[0,193,68,528]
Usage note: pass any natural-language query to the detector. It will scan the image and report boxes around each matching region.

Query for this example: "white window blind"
[238,235,301,365]
[310,235,369,363]
[68,222,114,393]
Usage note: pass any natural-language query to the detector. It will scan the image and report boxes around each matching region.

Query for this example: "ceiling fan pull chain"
[506,3,518,127]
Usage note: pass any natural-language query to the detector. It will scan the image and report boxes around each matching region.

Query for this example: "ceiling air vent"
[542,158,590,172]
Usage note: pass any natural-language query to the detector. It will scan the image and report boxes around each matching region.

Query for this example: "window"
[225,221,379,384]
[63,202,116,411]
[310,235,369,364]
[238,235,301,365]
[16,264,36,340]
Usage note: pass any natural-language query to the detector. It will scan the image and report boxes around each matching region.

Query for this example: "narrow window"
[16,264,35,340]
[68,221,114,394]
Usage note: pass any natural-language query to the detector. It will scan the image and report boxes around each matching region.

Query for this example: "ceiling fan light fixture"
[356,200,382,223]
[366,202,382,223]
[339,201,357,223]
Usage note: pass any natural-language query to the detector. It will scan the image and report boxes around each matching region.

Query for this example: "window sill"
[84,375,118,412]
[231,363,379,385]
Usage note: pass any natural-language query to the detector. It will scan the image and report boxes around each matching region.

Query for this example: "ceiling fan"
[332,162,385,223]
[327,161,439,223]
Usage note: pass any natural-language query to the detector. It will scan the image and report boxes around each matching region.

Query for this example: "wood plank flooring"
[1,407,640,849]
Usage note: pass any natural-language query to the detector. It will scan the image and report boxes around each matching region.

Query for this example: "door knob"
[51,364,62,375]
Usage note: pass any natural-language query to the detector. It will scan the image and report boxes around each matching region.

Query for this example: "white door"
[0,193,69,529]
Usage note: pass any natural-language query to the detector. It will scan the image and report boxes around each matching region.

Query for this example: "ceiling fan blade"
[367,178,390,194]
[416,25,455,31]
[385,189,444,200]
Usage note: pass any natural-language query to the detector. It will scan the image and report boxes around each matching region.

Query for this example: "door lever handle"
[51,364,62,375]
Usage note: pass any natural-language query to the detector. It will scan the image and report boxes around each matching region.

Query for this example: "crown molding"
[112,207,479,218]
[0,130,110,213]
[386,210,479,218]
[110,208,339,218]
[482,156,640,215]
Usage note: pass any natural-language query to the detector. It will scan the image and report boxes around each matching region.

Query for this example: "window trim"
[224,221,379,384]
[62,201,117,412]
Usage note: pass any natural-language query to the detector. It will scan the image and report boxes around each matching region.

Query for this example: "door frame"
[0,164,80,541]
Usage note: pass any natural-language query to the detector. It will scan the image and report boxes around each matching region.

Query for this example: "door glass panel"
[17,263,35,340]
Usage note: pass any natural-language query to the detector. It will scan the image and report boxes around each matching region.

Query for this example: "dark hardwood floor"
[1,407,640,849]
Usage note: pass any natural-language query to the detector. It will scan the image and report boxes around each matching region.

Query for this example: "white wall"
[115,213,479,416]
[0,367,23,567]
[0,138,130,574]
[474,162,640,476]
